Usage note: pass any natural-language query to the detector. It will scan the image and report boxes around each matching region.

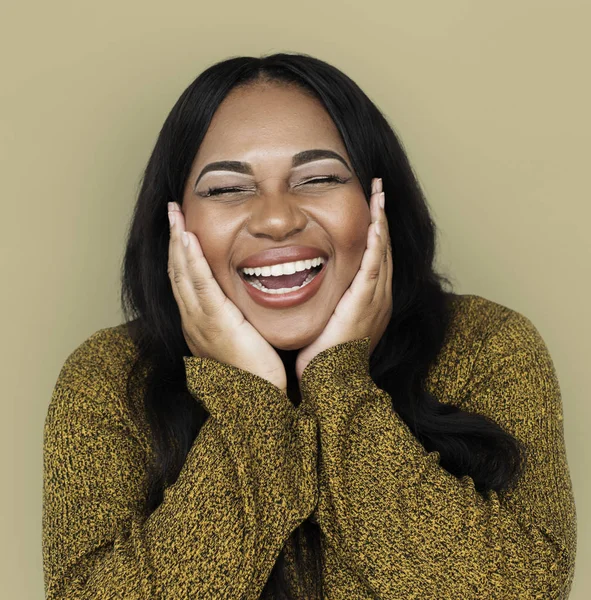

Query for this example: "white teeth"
[241,256,325,277]
[245,268,320,294]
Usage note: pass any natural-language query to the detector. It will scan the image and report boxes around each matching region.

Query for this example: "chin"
[272,340,306,351]
[261,326,323,352]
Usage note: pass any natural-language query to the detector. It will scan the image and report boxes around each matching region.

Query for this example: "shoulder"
[445,293,550,358]
[427,294,555,401]
[51,321,140,407]
[45,321,153,473]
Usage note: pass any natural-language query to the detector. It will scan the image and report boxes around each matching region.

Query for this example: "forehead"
[192,82,347,169]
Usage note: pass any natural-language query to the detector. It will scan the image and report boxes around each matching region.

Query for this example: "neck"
[275,347,302,406]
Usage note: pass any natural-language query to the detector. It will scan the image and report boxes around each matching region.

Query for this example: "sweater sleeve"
[42,351,318,599]
[299,312,577,599]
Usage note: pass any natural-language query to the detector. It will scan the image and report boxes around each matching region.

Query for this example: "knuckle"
[185,251,197,268]
[367,267,380,281]
[173,270,184,286]
[192,277,209,294]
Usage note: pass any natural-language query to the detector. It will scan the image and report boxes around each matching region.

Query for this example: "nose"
[246,191,308,240]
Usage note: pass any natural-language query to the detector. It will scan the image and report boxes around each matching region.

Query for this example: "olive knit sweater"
[42,294,577,599]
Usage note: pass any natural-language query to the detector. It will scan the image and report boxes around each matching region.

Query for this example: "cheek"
[185,213,233,281]
[333,199,370,259]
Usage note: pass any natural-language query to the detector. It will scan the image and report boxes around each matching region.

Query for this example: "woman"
[42,53,577,599]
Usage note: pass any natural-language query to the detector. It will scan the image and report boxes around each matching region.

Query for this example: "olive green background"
[1,0,588,597]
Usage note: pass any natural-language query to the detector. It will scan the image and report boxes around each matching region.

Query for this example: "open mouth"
[239,261,325,295]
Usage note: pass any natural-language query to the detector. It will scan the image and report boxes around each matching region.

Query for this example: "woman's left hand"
[295,177,393,382]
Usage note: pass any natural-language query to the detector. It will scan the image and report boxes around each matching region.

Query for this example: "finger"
[168,204,225,319]
[378,190,393,298]
[350,183,385,303]
[374,190,389,263]
[382,193,394,304]
[167,205,192,316]
[370,178,381,224]
[369,190,390,303]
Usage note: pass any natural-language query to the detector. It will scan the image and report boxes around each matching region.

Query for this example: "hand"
[295,178,393,381]
[167,202,287,393]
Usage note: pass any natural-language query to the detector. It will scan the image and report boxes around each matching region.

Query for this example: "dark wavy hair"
[120,52,526,599]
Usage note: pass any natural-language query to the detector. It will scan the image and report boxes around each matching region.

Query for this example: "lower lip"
[240,261,328,309]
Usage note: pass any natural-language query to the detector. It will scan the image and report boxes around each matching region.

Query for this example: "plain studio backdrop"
[0,0,589,597]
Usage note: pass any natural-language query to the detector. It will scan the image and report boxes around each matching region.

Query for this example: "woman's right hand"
[167,202,287,393]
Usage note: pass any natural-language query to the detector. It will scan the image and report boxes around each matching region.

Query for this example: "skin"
[171,81,392,402]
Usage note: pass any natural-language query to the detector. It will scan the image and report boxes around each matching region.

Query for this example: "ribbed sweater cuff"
[299,337,389,419]
[183,355,296,433]
[183,355,318,525]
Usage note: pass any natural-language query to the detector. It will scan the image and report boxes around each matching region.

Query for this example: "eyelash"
[201,174,349,197]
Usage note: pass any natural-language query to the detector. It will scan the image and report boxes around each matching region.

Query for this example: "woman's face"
[181,81,371,351]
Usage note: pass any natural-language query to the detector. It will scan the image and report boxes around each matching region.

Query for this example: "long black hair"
[121,52,526,599]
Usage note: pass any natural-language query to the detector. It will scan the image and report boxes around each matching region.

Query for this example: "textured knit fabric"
[42,293,577,599]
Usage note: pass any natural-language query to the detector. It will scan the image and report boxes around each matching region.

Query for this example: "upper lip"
[237,245,329,270]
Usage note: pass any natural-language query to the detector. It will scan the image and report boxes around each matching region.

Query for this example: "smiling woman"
[42,52,577,600]
[182,83,371,340]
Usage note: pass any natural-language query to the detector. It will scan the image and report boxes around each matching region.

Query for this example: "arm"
[43,354,318,600]
[300,312,577,599]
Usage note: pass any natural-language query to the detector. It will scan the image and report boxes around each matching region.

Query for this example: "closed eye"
[200,174,349,197]
[203,186,247,197]
[302,175,349,186]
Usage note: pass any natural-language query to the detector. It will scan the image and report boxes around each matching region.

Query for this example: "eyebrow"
[193,149,352,189]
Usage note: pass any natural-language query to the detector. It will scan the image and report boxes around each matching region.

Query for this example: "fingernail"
[168,211,175,228]
[182,231,189,248]
[379,192,385,209]
[377,178,383,193]
[167,202,174,212]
